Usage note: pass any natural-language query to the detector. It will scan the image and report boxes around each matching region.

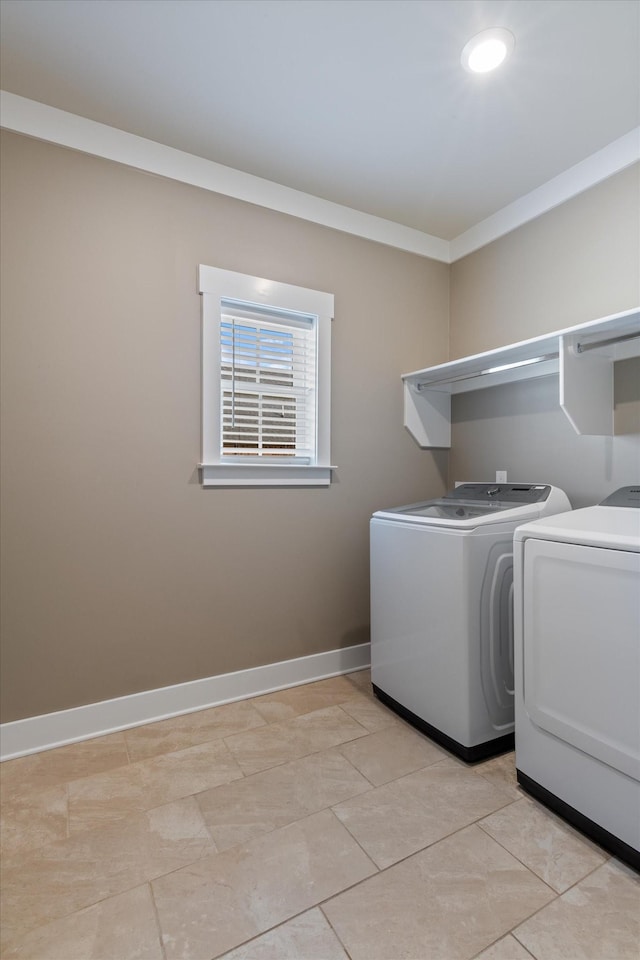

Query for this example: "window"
[199,265,334,486]
[219,303,314,459]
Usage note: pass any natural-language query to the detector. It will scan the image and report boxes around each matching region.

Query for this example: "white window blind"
[220,301,317,461]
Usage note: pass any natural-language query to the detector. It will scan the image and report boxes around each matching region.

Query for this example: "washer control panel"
[448,483,551,504]
[600,486,640,508]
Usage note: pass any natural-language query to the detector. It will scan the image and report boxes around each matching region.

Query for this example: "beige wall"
[448,164,640,507]
[3,132,637,724]
[450,164,640,358]
[0,131,449,722]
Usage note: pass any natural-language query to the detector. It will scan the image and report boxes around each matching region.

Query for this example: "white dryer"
[370,483,571,762]
[514,487,640,870]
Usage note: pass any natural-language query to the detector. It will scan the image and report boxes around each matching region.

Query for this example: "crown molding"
[0,91,448,262]
[449,128,640,262]
[1,91,638,264]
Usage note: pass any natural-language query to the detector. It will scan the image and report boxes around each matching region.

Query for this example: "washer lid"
[386,500,518,521]
[373,483,555,528]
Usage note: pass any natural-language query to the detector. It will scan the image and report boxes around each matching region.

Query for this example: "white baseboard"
[0,643,370,761]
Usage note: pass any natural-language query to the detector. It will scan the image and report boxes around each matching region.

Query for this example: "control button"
[487,486,501,496]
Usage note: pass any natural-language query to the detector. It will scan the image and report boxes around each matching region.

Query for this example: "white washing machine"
[514,486,640,871]
[370,482,571,762]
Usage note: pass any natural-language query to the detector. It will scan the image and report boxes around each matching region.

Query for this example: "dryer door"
[522,538,640,781]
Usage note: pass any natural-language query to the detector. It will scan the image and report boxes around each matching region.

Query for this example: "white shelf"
[403,307,640,448]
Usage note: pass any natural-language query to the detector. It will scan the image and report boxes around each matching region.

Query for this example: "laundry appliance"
[514,486,640,870]
[370,482,571,762]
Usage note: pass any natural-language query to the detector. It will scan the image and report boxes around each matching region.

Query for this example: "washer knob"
[487,486,501,496]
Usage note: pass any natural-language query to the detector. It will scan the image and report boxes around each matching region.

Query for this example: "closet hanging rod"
[575,330,640,353]
[414,352,558,391]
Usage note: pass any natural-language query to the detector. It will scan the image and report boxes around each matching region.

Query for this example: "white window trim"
[199,265,335,487]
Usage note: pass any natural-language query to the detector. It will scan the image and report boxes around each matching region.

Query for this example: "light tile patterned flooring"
[1,670,638,959]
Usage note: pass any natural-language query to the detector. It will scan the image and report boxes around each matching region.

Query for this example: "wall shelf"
[403,307,640,448]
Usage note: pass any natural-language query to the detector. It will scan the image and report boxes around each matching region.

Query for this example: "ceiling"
[1,0,639,241]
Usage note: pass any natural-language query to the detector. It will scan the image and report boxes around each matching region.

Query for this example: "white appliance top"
[515,487,640,552]
[373,483,570,530]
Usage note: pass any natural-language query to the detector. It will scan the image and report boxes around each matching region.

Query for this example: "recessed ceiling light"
[461,27,515,74]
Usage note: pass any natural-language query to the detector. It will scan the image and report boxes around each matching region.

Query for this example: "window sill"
[199,463,337,487]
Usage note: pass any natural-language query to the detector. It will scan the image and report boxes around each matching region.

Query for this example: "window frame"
[199,265,334,487]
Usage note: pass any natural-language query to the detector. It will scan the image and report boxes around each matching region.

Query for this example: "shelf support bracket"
[404,383,451,448]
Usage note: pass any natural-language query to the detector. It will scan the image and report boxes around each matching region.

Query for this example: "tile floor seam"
[319,828,563,960]
[468,934,512,960]
[518,797,614,865]
[144,827,231,884]
[331,798,526,876]
[509,859,640,960]
[196,858,378,960]
[476,768,523,793]
[148,808,378,960]
[457,785,521,822]
[469,932,537,960]
[544,852,616,897]
[318,904,355,960]
[476,803,614,896]
[262,823,551,960]
[421,793,524,857]
[333,748,381,789]
[220,729,371,777]
[323,807,379,876]
[7,790,222,868]
[322,705,371,742]
[464,794,522,821]
[205,903,354,960]
[198,798,373,856]
[123,731,133,765]
[121,710,271,764]
[335,738,446,788]
[64,781,70,841]
[474,818,567,900]
[0,813,228,949]
[248,682,375,725]
[147,879,169,960]
[143,847,243,922]
[256,697,357,724]
[7,756,374,894]
[64,737,247,832]
[323,803,385,872]
[1,877,161,954]
[327,755,521,849]
[195,774,377,850]
[319,821,519,903]
[508,930,537,959]
[52,755,141,794]
[194,798,220,851]
[217,736,249,775]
